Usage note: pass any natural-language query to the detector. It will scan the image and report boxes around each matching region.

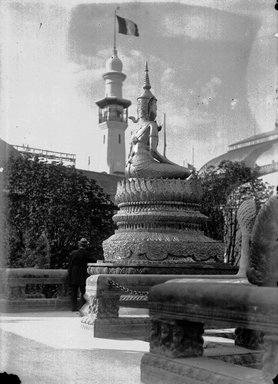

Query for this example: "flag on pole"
[116,15,139,36]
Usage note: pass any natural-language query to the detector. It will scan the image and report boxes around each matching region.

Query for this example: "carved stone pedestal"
[103,177,224,266]
[83,177,233,340]
[81,274,151,340]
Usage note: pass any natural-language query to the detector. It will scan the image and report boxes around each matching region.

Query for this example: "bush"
[4,155,115,268]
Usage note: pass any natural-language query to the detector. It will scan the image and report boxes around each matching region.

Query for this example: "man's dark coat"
[68,248,92,285]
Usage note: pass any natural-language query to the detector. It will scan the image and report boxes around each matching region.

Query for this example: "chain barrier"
[120,295,148,302]
[108,279,149,299]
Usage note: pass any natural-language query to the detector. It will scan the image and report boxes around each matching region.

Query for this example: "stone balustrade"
[0,268,71,312]
[141,281,278,384]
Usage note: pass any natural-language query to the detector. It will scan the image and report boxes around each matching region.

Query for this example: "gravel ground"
[0,312,149,384]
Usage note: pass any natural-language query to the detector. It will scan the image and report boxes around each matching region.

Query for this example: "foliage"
[35,232,50,268]
[200,160,274,264]
[0,172,9,267]
[4,155,115,268]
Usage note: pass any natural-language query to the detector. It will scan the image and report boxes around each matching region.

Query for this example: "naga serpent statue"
[246,195,278,287]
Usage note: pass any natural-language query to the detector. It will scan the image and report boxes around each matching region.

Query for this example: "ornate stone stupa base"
[89,177,225,275]
[82,177,235,339]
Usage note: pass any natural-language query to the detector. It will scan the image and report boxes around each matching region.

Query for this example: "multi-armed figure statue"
[126,63,191,180]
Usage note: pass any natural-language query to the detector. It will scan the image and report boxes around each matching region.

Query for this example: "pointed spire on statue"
[137,62,156,119]
[143,62,151,90]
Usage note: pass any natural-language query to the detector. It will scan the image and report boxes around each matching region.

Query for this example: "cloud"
[159,101,215,141]
[199,76,222,106]
[162,7,256,43]
[142,67,219,149]
[161,67,176,83]
[163,13,209,40]
[71,47,113,70]
[230,98,238,110]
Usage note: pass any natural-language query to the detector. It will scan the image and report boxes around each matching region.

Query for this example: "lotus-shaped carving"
[115,177,202,205]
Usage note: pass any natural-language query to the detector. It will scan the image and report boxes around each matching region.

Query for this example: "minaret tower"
[96,48,131,175]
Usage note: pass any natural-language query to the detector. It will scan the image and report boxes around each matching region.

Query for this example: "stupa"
[82,63,236,338]
[88,63,226,276]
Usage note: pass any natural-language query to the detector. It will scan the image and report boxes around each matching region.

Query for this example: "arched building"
[199,125,278,178]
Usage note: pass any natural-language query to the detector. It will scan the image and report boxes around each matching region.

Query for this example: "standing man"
[68,238,92,312]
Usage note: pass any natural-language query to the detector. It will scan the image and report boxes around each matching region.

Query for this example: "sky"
[0,0,277,184]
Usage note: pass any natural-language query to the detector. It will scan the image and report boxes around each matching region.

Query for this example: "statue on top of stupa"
[125,62,191,180]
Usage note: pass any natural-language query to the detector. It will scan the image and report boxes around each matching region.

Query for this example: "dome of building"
[105,49,123,72]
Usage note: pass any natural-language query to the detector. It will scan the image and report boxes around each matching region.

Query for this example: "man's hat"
[79,238,88,245]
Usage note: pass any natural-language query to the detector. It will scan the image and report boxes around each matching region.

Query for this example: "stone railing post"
[150,318,204,358]
[81,274,152,340]
[234,327,264,350]
[81,275,121,337]
[85,275,121,318]
[56,275,69,299]
[3,269,26,300]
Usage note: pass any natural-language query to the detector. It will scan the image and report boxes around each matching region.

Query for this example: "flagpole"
[163,113,167,157]
[114,7,120,51]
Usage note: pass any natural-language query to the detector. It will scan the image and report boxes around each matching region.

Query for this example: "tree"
[4,155,115,268]
[200,160,274,264]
